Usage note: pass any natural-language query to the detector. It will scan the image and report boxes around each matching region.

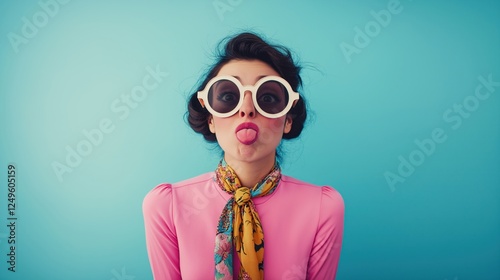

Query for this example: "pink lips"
[235,122,259,145]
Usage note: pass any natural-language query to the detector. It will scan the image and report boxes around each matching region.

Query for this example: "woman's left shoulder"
[280,175,344,210]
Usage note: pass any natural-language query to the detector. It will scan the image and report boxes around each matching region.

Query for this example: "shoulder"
[319,186,344,216]
[280,175,344,213]
[142,172,214,212]
[280,175,324,192]
[280,175,343,198]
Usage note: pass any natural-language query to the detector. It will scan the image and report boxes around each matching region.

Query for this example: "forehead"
[217,59,280,84]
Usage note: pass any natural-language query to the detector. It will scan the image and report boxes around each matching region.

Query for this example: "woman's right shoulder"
[142,172,214,210]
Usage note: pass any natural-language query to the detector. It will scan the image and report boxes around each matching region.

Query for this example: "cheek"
[212,118,232,134]
[259,118,286,144]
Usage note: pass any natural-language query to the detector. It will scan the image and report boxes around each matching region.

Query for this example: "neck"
[224,155,276,187]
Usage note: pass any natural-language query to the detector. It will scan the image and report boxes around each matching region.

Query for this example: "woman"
[143,32,344,280]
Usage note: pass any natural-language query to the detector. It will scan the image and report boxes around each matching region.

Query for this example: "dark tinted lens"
[208,80,240,114]
[256,81,289,114]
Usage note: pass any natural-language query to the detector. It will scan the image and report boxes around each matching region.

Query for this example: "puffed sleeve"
[307,186,345,279]
[142,183,181,280]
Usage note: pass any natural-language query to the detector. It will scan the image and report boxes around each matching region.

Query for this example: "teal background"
[1,0,499,279]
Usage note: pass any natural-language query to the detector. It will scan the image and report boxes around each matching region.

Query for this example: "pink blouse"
[142,172,344,279]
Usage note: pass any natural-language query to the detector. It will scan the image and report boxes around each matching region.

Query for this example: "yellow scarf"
[214,160,281,280]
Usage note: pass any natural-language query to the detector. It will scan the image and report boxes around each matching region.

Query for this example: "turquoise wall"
[1,0,499,279]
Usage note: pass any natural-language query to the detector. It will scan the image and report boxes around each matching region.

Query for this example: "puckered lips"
[235,122,259,145]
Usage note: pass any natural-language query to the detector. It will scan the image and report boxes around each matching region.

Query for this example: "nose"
[239,90,255,118]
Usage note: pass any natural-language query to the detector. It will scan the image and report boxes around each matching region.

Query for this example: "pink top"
[142,172,344,280]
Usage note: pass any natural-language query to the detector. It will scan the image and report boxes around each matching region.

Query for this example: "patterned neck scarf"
[214,159,281,280]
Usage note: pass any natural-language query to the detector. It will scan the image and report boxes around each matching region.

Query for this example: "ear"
[198,98,206,108]
[208,116,215,133]
[283,116,293,134]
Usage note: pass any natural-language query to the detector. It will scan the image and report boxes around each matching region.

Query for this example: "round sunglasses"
[197,75,300,118]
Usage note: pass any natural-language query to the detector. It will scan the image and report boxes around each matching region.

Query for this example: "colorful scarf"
[214,159,281,280]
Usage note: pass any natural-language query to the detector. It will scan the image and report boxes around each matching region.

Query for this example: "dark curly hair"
[186,32,307,142]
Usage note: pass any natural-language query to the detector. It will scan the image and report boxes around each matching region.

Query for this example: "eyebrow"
[232,75,268,82]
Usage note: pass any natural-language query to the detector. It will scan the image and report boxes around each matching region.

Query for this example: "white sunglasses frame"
[197,75,300,119]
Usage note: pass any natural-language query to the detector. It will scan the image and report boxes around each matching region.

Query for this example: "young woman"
[143,32,344,280]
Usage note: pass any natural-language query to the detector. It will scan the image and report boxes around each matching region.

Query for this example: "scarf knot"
[235,187,251,206]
